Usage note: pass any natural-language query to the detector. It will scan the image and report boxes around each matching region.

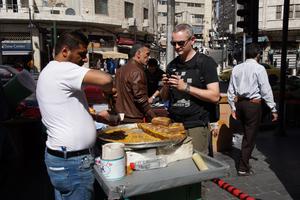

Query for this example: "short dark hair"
[246,43,260,59]
[129,43,150,59]
[54,30,89,56]
[148,58,158,67]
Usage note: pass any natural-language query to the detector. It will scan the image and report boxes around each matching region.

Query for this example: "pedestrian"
[115,43,156,123]
[227,43,278,176]
[145,58,164,104]
[36,30,117,200]
[233,58,237,67]
[160,23,220,153]
[268,48,274,65]
[274,58,277,67]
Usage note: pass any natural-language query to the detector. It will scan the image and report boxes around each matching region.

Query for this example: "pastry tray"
[97,123,186,149]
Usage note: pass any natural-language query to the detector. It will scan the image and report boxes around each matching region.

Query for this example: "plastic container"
[130,157,167,171]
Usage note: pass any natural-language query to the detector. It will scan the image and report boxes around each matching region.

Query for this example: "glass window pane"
[95,0,108,15]
[295,5,300,18]
[289,5,294,18]
[276,5,282,19]
[125,2,133,18]
[144,8,148,20]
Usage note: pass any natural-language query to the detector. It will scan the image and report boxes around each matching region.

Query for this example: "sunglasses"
[170,37,191,47]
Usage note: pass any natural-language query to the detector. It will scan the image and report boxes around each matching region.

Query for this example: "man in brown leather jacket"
[115,43,156,123]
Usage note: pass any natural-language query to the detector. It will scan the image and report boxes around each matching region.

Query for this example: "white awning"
[91,50,128,59]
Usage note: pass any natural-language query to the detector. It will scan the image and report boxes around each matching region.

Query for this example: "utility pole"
[29,7,34,67]
[0,38,3,65]
[166,0,175,65]
[278,0,290,136]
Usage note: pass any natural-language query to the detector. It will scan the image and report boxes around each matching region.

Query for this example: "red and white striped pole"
[212,178,256,200]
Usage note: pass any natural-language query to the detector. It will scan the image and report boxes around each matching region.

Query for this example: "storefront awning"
[92,50,128,59]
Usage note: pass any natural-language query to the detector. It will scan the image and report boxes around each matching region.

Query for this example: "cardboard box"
[212,94,233,152]
[212,120,232,152]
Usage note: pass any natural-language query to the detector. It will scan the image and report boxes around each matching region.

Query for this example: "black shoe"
[237,170,254,176]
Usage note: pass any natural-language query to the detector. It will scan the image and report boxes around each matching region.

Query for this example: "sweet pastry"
[137,122,185,140]
[98,117,186,144]
[151,117,171,127]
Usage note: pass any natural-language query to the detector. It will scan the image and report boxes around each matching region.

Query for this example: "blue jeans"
[44,150,95,200]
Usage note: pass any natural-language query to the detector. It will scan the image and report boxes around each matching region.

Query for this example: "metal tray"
[94,151,230,199]
[97,123,186,149]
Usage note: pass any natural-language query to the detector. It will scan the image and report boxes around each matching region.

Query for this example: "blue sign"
[1,42,32,51]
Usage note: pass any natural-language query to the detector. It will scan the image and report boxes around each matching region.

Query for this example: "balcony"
[0,4,121,26]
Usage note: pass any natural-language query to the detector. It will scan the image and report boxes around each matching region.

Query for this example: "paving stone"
[204,128,298,199]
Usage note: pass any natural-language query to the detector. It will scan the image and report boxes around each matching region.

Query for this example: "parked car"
[0,65,19,85]
[219,63,280,85]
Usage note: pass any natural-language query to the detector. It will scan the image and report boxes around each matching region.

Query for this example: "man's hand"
[271,112,278,122]
[162,74,169,86]
[231,111,237,120]
[148,96,154,104]
[167,74,186,92]
[95,110,120,126]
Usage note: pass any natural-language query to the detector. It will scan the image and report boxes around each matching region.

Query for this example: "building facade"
[259,0,300,67]
[0,0,157,71]
[157,0,213,48]
[216,0,300,67]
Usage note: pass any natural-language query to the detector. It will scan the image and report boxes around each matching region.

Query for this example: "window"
[295,4,300,18]
[125,2,133,18]
[289,5,294,18]
[95,0,108,15]
[192,14,204,24]
[143,8,148,20]
[158,12,167,17]
[159,0,167,5]
[187,3,194,7]
[175,2,180,6]
[195,3,202,7]
[276,5,282,19]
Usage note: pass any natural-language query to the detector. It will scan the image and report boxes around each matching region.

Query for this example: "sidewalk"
[204,127,300,200]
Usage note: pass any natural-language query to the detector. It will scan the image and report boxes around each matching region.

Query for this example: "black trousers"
[236,100,262,172]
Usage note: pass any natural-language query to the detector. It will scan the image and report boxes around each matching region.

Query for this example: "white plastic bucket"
[100,143,125,180]
[99,156,125,180]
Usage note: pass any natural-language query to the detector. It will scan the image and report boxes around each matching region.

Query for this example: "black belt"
[47,148,91,158]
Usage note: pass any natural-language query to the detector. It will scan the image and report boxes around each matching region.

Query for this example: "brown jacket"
[115,59,156,123]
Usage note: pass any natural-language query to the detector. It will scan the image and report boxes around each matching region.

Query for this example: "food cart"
[93,122,230,200]
[94,152,229,200]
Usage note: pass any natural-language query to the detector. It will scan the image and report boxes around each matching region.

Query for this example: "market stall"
[93,118,230,200]
[94,151,229,199]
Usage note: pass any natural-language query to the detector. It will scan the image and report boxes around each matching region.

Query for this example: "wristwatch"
[184,83,190,93]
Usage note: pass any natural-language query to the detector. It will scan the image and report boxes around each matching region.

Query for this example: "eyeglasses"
[170,37,191,47]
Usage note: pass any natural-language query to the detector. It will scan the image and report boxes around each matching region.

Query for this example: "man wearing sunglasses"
[161,23,220,154]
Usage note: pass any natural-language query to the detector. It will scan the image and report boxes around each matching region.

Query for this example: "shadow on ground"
[255,128,300,200]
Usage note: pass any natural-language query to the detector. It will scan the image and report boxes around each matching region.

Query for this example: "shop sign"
[1,40,32,55]
[117,37,134,45]
[1,41,32,51]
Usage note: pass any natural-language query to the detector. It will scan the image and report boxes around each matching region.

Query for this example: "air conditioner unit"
[142,19,149,27]
[128,18,136,26]
[122,21,129,29]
